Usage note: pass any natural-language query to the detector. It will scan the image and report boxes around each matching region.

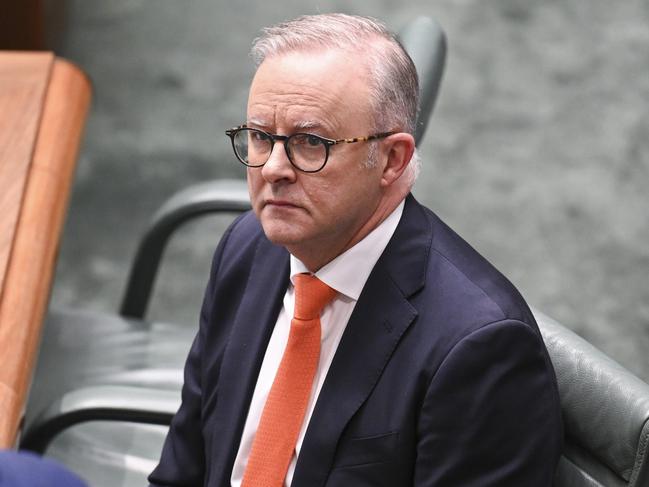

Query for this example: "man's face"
[246,48,387,268]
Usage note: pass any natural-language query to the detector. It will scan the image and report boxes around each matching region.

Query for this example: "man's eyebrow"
[294,120,327,132]
[246,118,332,134]
[247,117,269,128]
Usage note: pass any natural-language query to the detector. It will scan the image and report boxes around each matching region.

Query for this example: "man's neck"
[289,191,408,272]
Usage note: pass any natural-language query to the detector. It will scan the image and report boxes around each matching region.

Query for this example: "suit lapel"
[210,236,290,486]
[292,195,432,486]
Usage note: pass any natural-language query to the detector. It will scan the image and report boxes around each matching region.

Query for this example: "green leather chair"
[535,311,649,487]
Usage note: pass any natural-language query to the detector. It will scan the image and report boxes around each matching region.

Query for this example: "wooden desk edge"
[0,56,92,447]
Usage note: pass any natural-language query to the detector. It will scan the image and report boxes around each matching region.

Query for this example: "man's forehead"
[246,111,341,135]
[247,50,372,133]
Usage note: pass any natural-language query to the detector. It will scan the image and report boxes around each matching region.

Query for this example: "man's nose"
[261,140,296,183]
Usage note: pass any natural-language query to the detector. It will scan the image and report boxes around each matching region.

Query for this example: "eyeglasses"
[225,124,395,173]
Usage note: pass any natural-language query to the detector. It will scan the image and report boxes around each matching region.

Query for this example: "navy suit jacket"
[150,194,562,486]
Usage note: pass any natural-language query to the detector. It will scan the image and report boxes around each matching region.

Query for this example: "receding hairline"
[251,42,381,92]
[250,14,397,67]
[251,35,395,81]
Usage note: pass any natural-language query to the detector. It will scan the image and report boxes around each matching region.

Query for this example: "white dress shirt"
[230,200,404,487]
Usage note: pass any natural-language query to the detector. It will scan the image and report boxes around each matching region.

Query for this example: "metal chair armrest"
[20,385,180,454]
[119,178,250,318]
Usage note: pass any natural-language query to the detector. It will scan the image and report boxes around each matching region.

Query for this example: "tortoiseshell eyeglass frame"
[225,124,395,173]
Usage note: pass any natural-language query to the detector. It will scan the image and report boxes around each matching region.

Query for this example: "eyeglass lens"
[232,128,327,171]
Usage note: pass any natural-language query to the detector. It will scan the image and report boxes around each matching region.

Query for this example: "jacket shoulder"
[434,207,532,320]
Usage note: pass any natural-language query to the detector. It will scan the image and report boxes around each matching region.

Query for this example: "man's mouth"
[265,199,299,208]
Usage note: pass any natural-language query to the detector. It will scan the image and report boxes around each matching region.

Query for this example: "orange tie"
[241,273,337,487]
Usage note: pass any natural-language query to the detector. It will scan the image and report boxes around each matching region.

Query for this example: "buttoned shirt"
[230,200,404,486]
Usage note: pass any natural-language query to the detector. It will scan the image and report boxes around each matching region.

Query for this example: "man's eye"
[306,135,322,146]
[251,131,269,141]
[291,134,321,146]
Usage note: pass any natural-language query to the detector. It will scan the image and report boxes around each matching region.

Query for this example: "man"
[150,13,562,487]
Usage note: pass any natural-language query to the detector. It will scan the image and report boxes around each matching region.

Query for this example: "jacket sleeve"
[414,319,563,486]
[148,217,240,486]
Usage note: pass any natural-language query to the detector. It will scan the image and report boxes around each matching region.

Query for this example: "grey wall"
[51,1,649,378]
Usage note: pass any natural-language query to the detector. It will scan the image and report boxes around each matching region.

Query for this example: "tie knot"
[293,273,337,320]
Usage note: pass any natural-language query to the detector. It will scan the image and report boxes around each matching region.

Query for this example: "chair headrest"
[398,16,447,146]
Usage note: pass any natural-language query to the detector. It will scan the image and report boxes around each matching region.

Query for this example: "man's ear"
[380,133,416,187]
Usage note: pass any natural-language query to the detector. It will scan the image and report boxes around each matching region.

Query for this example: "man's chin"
[260,221,304,247]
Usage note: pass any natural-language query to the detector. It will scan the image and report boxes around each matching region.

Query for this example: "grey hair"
[251,13,419,137]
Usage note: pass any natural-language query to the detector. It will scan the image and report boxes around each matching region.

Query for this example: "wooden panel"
[0,55,91,447]
[0,52,53,298]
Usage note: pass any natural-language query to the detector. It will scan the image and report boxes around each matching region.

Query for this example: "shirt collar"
[290,200,405,300]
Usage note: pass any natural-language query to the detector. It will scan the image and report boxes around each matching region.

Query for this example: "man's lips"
[264,199,300,209]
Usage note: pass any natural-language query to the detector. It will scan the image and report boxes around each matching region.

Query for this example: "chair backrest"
[397,16,446,145]
[534,310,649,487]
